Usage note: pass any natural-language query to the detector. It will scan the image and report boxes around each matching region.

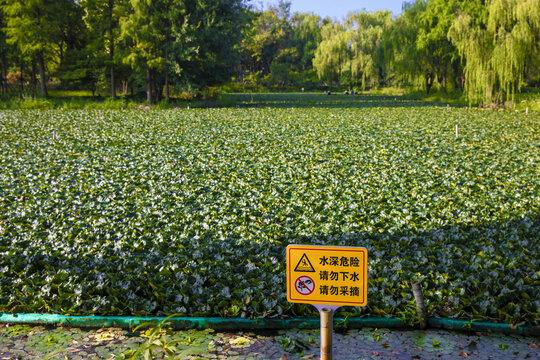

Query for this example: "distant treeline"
[1,0,538,104]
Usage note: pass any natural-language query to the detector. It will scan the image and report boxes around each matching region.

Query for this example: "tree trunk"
[425,72,434,95]
[441,66,447,93]
[108,0,116,100]
[0,56,6,97]
[58,41,64,66]
[37,52,48,97]
[20,61,24,98]
[495,91,501,107]
[165,1,170,101]
[362,72,366,91]
[452,61,461,91]
[110,46,116,100]
[146,65,152,103]
[349,63,352,90]
[153,79,162,103]
[31,60,37,98]
[338,54,341,84]
[165,49,169,101]
[442,75,447,93]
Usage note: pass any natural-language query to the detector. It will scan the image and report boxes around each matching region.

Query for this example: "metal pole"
[320,307,333,360]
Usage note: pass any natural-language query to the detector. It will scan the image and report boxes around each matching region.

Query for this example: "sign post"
[320,307,333,360]
[286,245,368,359]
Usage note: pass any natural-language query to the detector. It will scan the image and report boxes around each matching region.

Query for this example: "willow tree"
[289,13,323,72]
[384,1,420,87]
[449,0,540,105]
[312,21,350,87]
[346,11,392,90]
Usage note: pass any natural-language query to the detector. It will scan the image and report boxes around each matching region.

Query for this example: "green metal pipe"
[0,313,404,331]
[0,313,538,336]
[427,318,539,336]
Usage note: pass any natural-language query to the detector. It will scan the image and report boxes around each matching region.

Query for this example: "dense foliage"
[217,0,540,104]
[0,0,249,102]
[0,95,538,325]
[1,1,539,105]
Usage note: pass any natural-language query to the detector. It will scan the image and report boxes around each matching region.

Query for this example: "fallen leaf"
[460,351,469,357]
[280,354,289,360]
[301,355,314,359]
[381,343,390,348]
[229,336,251,347]
[372,351,381,356]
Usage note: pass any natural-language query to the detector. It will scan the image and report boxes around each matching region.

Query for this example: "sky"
[259,0,406,20]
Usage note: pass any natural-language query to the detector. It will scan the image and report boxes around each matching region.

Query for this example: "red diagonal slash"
[298,278,308,290]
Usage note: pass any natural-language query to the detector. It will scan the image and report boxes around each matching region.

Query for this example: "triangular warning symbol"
[294,253,315,272]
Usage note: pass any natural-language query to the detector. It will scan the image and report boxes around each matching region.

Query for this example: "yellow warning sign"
[286,245,368,306]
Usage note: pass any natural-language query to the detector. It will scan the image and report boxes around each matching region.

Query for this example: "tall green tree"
[57,0,86,66]
[120,0,168,103]
[2,0,72,96]
[415,0,489,93]
[54,1,89,93]
[346,10,392,90]
[0,5,9,97]
[449,0,539,104]
[81,0,125,99]
[312,21,350,87]
[240,1,292,75]
[290,13,322,72]
[239,4,323,88]
[121,0,247,102]
[55,23,109,98]
[386,0,460,93]
[174,0,248,89]
[385,1,425,88]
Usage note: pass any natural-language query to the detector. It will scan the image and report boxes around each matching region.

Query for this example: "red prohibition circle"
[294,275,315,295]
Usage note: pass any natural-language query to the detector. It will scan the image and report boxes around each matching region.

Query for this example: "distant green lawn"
[2,88,539,111]
[48,89,95,98]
